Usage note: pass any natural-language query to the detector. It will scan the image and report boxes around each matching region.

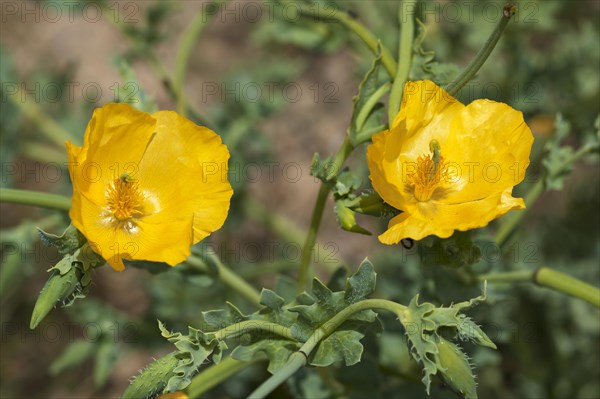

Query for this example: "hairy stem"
[212,320,295,341]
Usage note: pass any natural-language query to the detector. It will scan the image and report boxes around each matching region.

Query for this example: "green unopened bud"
[30,265,81,329]
[436,338,477,399]
[122,352,179,399]
[335,201,372,235]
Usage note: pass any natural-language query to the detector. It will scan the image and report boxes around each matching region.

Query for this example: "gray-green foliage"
[123,260,382,397]
[399,286,495,398]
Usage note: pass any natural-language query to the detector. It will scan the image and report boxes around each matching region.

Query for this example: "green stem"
[388,0,416,125]
[186,253,262,308]
[480,267,600,308]
[174,1,224,115]
[297,183,330,293]
[495,143,598,247]
[248,298,406,398]
[187,357,260,399]
[0,188,70,211]
[297,138,355,292]
[356,82,391,132]
[446,4,516,96]
[286,0,397,77]
[212,320,295,341]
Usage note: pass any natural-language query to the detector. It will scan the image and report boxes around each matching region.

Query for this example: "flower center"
[410,140,445,202]
[105,174,146,229]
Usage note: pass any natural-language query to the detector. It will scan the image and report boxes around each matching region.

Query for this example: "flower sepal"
[30,226,105,329]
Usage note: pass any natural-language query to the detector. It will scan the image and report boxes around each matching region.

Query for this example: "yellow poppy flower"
[367,80,533,244]
[67,103,233,271]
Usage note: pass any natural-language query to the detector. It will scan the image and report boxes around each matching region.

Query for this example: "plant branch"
[212,320,295,342]
[446,4,516,96]
[247,298,407,398]
[0,188,70,211]
[388,0,416,124]
[480,267,600,308]
[186,253,262,308]
[297,138,355,293]
[284,0,397,77]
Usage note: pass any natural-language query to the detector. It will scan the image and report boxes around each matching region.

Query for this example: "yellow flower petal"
[380,188,524,243]
[442,100,533,203]
[68,103,232,271]
[138,110,233,243]
[367,80,533,244]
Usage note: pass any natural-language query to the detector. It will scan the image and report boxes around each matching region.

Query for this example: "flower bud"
[436,338,477,399]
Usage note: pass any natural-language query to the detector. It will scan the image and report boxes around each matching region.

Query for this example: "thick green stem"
[174,1,224,115]
[480,267,600,308]
[297,183,330,293]
[285,0,397,77]
[356,82,391,132]
[446,4,516,96]
[247,299,406,398]
[0,188,70,211]
[388,0,416,124]
[212,320,295,341]
[297,138,355,292]
[186,254,261,308]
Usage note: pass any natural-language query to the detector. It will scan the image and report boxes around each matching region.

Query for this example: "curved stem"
[186,254,262,308]
[356,82,391,132]
[388,0,416,124]
[247,299,407,398]
[480,267,600,308]
[446,4,516,96]
[285,0,397,77]
[212,320,295,341]
[297,138,355,293]
[174,1,224,115]
[0,188,70,211]
[187,356,260,398]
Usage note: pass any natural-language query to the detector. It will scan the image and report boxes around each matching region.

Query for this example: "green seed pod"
[30,265,81,329]
[436,337,477,399]
[121,352,179,399]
